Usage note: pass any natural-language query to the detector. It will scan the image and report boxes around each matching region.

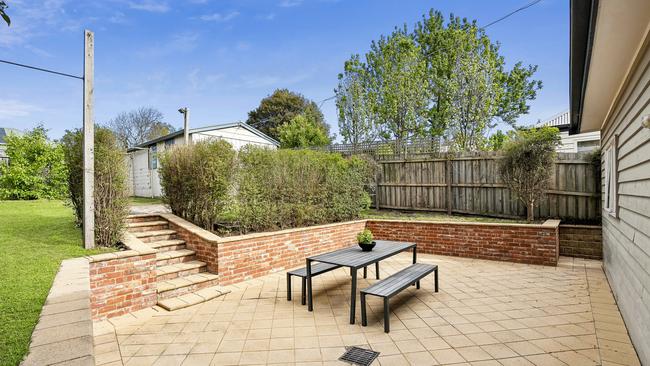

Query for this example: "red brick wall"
[166,219,219,273]
[559,225,602,259]
[366,220,559,266]
[89,252,157,320]
[217,221,367,285]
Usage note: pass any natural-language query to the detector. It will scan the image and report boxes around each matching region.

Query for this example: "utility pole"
[83,30,95,249]
[179,107,189,144]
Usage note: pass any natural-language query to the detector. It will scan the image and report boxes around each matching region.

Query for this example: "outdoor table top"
[308,240,416,269]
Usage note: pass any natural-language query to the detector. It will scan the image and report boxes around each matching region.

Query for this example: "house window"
[149,145,157,170]
[603,137,618,217]
[164,139,174,148]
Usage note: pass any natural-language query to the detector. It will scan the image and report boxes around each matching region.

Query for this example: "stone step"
[158,284,230,311]
[127,220,169,232]
[126,214,163,224]
[157,273,220,300]
[156,249,196,266]
[156,261,206,281]
[149,239,187,252]
[134,229,177,243]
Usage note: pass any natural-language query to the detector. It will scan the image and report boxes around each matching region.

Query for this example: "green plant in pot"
[357,229,376,252]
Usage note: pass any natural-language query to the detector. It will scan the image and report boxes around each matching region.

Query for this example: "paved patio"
[93,253,640,366]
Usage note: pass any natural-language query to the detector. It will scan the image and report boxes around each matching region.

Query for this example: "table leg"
[375,262,380,279]
[306,259,313,312]
[350,267,357,324]
[413,246,420,288]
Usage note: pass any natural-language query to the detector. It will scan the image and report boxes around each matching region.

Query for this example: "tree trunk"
[527,201,535,222]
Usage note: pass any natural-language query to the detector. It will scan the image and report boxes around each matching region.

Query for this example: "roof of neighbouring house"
[0,127,23,145]
[536,110,571,131]
[127,122,279,152]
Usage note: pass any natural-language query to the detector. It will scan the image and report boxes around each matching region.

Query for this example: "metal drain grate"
[338,346,380,366]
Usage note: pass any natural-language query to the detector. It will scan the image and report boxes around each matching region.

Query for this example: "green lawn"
[129,196,164,205]
[362,209,531,223]
[0,200,108,366]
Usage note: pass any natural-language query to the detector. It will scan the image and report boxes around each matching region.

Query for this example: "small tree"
[499,126,560,222]
[277,113,331,148]
[108,107,174,148]
[0,127,67,200]
[61,128,129,247]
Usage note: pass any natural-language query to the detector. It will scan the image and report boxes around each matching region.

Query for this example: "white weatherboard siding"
[191,125,275,150]
[600,34,650,364]
[556,130,601,153]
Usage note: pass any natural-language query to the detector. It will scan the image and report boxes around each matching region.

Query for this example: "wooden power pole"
[83,30,95,249]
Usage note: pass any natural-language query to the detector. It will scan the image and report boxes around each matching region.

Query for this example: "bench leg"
[301,277,306,305]
[361,293,367,326]
[435,267,439,293]
[363,266,367,279]
[416,280,420,290]
[383,297,390,333]
[287,274,292,301]
[375,262,380,279]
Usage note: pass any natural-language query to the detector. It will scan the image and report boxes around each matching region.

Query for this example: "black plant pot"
[358,241,376,252]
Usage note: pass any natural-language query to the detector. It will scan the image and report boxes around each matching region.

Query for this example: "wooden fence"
[373,152,601,222]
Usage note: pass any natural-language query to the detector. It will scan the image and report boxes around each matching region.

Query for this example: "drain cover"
[338,346,380,366]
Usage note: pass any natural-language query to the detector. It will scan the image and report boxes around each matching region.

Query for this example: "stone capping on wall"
[159,213,220,243]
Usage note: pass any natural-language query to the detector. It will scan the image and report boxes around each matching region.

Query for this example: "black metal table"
[306,240,417,324]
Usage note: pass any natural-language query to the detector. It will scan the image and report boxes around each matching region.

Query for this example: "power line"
[0,59,83,80]
[482,0,543,29]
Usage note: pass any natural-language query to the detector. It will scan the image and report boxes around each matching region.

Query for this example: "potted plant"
[357,229,376,252]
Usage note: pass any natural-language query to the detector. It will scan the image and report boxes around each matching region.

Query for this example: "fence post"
[446,158,452,215]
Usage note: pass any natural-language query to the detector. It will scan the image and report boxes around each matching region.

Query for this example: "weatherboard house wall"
[127,122,278,198]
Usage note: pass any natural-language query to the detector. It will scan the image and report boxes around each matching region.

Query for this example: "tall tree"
[246,89,330,141]
[108,107,174,148]
[335,55,379,147]
[0,1,10,26]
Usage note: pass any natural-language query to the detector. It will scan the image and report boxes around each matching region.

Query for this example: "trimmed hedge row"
[159,142,374,234]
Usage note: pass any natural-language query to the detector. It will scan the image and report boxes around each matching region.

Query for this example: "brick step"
[157,273,220,300]
[158,284,230,311]
[156,249,196,266]
[134,229,177,243]
[126,214,163,224]
[156,261,206,281]
[149,239,187,252]
[127,220,169,232]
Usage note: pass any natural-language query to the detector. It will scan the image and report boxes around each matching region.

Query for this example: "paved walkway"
[129,204,171,216]
[93,254,641,366]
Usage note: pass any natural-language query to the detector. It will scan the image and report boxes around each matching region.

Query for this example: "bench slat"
[288,262,340,278]
[362,263,436,298]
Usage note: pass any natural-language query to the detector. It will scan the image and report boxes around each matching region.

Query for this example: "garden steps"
[125,213,228,311]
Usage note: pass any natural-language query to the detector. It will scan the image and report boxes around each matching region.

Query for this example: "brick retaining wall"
[366,219,561,266]
[559,224,602,259]
[88,234,157,320]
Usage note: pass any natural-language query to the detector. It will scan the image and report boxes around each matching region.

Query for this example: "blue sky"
[0,0,569,140]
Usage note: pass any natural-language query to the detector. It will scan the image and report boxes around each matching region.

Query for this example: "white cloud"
[108,12,127,24]
[128,0,170,13]
[138,31,199,58]
[0,0,68,47]
[257,12,276,21]
[279,0,302,7]
[187,68,224,90]
[0,100,41,120]
[199,11,239,22]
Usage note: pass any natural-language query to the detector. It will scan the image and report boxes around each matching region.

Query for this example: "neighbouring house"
[127,122,278,197]
[0,127,22,164]
[571,0,650,363]
[535,110,600,152]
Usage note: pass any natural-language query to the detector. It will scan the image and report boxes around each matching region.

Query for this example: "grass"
[129,196,164,205]
[362,209,533,224]
[0,200,108,366]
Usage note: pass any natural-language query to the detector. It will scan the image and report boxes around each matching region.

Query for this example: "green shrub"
[158,140,236,229]
[499,126,560,222]
[357,229,373,244]
[236,147,373,233]
[0,126,67,200]
[61,128,129,247]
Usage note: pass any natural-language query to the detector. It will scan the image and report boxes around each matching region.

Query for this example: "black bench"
[287,262,380,305]
[361,263,438,333]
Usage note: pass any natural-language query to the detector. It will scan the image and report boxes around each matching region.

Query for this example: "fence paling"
[373,152,600,222]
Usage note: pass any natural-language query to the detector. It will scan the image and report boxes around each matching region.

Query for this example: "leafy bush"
[277,113,331,148]
[499,126,560,222]
[61,128,129,247]
[236,147,373,233]
[0,127,67,200]
[357,229,373,244]
[158,140,236,229]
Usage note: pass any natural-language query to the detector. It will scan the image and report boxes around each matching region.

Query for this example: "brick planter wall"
[366,219,561,266]
[559,224,602,259]
[88,234,157,320]
[217,221,367,285]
